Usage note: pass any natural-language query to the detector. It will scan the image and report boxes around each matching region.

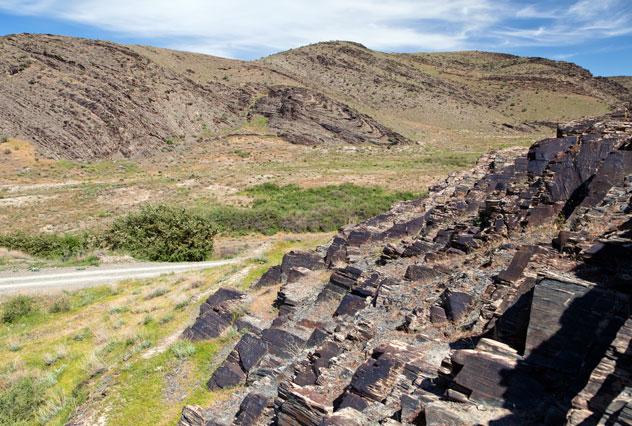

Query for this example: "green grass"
[0,376,47,425]
[0,236,331,425]
[204,183,419,235]
[0,183,419,263]
[105,338,229,426]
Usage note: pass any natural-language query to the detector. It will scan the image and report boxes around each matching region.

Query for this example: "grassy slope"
[0,234,330,425]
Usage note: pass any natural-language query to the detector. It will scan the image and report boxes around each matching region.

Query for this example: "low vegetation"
[0,183,417,263]
[0,235,328,425]
[0,233,93,260]
[205,183,418,235]
[0,376,47,425]
[1,295,38,324]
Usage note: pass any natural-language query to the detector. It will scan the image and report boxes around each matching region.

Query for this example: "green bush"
[0,376,46,425]
[1,295,38,324]
[0,232,92,260]
[105,205,217,262]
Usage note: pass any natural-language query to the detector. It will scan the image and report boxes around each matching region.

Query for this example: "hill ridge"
[1,33,630,159]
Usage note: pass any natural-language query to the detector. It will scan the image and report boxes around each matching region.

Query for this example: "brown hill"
[0,34,630,159]
[609,76,632,92]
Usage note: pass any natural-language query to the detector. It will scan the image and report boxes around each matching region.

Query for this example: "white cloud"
[0,0,630,57]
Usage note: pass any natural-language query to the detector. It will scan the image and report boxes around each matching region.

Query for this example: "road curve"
[0,259,239,294]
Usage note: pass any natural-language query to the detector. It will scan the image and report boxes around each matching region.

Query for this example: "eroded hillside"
[1,35,630,159]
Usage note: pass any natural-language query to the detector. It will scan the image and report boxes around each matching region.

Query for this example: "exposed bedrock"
[180,106,632,425]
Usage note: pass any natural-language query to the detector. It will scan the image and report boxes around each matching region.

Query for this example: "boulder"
[235,393,272,425]
[207,361,246,390]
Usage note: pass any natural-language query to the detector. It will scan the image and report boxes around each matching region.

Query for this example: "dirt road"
[0,259,239,293]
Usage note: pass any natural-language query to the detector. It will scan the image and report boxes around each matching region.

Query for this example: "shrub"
[0,232,93,260]
[0,377,46,425]
[174,298,191,310]
[159,314,174,324]
[73,328,93,341]
[145,287,168,300]
[43,346,67,366]
[106,205,217,262]
[170,340,196,359]
[109,305,129,315]
[49,295,71,313]
[1,295,38,323]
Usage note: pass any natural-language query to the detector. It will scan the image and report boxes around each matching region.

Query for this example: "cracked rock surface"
[180,106,632,425]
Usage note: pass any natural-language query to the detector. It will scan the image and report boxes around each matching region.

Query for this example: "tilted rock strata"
[181,107,632,425]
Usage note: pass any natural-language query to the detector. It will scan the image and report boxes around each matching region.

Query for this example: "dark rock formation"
[180,107,632,425]
[250,86,410,146]
[181,288,245,341]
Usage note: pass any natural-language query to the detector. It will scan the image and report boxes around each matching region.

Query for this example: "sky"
[0,0,631,76]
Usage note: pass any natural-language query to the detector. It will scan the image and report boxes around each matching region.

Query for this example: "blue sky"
[0,0,631,76]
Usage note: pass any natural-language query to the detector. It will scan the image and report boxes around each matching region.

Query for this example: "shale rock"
[180,107,632,425]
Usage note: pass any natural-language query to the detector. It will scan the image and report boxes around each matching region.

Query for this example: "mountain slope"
[0,34,630,159]
[0,34,250,159]
[609,76,632,92]
[261,42,629,137]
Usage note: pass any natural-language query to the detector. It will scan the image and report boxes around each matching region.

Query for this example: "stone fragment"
[235,333,268,372]
[262,328,306,359]
[182,307,233,341]
[282,250,325,273]
[182,288,245,340]
[235,393,271,425]
[524,275,628,373]
[207,361,246,390]
[321,407,370,425]
[277,382,333,426]
[334,293,366,317]
[444,291,473,322]
[404,264,442,281]
[350,354,403,402]
[179,405,206,426]
[429,305,448,324]
[496,246,535,284]
[253,265,283,288]
[325,237,348,267]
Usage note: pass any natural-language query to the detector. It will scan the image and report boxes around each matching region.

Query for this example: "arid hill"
[0,34,630,159]
[610,76,632,92]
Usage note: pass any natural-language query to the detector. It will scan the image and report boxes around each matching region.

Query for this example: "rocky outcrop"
[0,34,249,159]
[180,107,632,425]
[181,288,245,341]
[250,86,410,146]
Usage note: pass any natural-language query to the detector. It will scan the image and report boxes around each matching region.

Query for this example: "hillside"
[262,43,628,137]
[609,76,632,91]
[1,34,630,159]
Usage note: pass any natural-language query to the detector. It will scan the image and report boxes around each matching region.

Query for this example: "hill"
[0,34,630,159]
[609,76,632,91]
